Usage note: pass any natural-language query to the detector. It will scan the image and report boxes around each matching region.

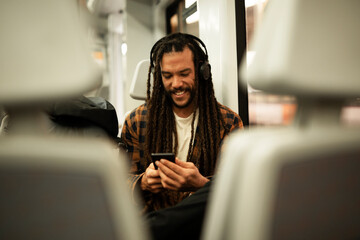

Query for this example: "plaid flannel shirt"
[121,102,243,212]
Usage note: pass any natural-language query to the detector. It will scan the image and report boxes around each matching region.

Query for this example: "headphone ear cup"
[200,61,211,81]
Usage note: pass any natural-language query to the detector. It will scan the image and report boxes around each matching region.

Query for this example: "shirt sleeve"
[121,108,146,204]
[230,112,244,132]
[220,104,244,134]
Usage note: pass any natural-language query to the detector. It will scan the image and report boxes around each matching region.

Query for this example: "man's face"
[160,47,196,114]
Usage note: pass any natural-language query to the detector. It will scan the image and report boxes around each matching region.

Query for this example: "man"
[122,32,243,212]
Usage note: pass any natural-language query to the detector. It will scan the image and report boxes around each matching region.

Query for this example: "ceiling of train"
[89,0,152,16]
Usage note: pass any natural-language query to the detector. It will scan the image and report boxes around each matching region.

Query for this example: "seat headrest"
[0,0,102,105]
[240,0,360,98]
[130,59,151,101]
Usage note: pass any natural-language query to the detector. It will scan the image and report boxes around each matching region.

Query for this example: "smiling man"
[161,47,196,114]
[121,33,243,212]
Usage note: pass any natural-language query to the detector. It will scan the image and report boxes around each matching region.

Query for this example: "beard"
[165,87,195,109]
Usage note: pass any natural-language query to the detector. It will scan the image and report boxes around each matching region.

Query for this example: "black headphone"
[150,33,211,81]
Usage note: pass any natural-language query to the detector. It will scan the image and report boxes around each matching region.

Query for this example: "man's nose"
[172,75,183,88]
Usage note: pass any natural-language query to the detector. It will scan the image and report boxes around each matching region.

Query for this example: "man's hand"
[140,163,163,193]
[156,158,209,192]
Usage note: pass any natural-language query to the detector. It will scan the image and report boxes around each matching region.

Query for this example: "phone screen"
[151,153,175,169]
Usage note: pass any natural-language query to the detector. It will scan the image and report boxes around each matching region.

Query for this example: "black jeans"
[146,181,212,240]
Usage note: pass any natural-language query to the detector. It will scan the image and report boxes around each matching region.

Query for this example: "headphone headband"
[181,33,209,58]
[150,33,211,80]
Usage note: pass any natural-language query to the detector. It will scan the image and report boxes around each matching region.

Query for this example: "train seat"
[0,1,148,239]
[119,59,151,132]
[0,136,149,240]
[202,0,360,239]
[130,59,151,101]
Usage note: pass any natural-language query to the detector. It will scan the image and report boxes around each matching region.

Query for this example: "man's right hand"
[140,163,163,193]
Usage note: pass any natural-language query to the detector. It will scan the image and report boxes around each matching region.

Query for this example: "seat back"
[0,136,148,240]
[0,1,148,239]
[203,128,360,240]
[269,142,360,239]
[202,0,360,239]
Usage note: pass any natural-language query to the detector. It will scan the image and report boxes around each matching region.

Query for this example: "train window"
[166,0,199,36]
[342,98,360,126]
[245,0,297,126]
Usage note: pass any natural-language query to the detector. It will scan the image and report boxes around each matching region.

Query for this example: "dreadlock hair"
[145,32,229,176]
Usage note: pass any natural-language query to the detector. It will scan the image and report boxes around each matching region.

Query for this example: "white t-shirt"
[174,109,199,162]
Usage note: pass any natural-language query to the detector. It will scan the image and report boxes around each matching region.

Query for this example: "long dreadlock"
[145,33,229,176]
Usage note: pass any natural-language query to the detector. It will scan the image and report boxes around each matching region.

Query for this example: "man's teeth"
[174,91,185,95]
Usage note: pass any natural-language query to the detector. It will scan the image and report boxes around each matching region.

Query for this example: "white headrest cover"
[0,0,102,104]
[240,0,360,98]
[130,59,151,101]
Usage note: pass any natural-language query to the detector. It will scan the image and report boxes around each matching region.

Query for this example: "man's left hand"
[155,158,210,192]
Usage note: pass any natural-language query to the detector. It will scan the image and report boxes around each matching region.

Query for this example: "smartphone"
[151,153,175,170]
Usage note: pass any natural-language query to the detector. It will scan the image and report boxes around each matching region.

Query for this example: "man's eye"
[163,74,172,79]
[180,73,189,77]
